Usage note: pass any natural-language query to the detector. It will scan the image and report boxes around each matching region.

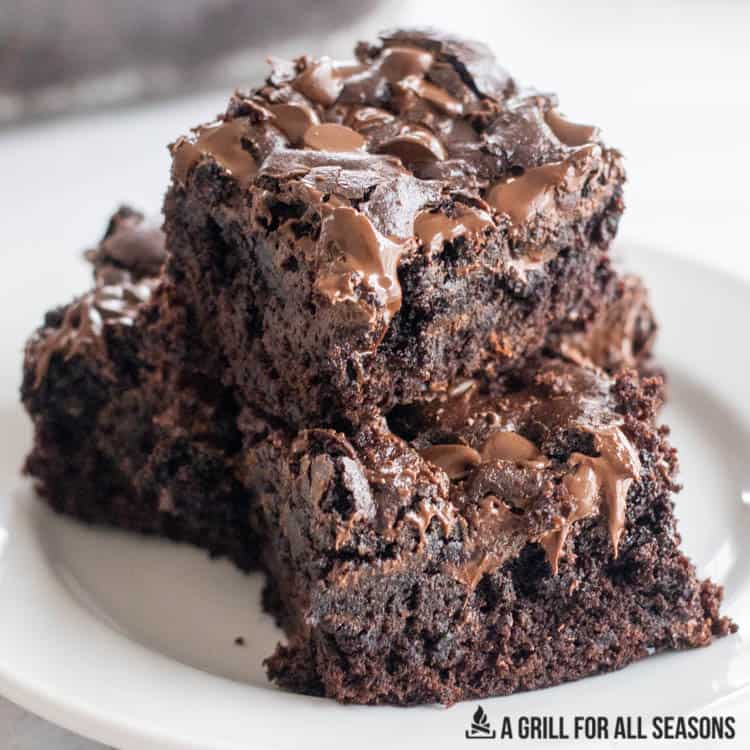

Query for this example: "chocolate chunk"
[269,103,320,144]
[90,206,165,280]
[316,206,408,321]
[360,175,442,238]
[303,123,366,152]
[171,118,262,187]
[100,226,164,279]
[379,28,515,99]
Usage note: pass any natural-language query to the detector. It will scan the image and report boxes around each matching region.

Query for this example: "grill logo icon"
[465,705,496,739]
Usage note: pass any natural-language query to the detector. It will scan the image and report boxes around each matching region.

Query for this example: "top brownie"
[164,28,625,427]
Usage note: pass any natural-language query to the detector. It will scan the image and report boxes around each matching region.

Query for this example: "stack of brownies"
[21,29,733,705]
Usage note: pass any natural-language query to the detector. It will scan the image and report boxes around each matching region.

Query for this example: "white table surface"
[1,0,748,746]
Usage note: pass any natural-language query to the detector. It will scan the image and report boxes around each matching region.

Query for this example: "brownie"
[163,28,625,427]
[21,208,259,570]
[250,361,733,704]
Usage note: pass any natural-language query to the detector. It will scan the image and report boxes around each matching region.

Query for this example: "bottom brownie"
[253,362,732,704]
[21,208,733,705]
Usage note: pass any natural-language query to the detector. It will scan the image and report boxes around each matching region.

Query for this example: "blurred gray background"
[0,0,378,123]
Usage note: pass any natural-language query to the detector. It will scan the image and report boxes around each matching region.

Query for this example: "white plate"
[0,247,749,750]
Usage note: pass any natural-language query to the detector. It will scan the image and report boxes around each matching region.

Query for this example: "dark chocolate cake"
[164,29,624,426]
[258,361,732,704]
[20,28,734,708]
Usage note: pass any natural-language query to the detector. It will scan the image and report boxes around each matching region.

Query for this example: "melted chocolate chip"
[443,495,522,589]
[303,123,366,152]
[379,28,515,100]
[536,425,640,574]
[316,206,408,320]
[545,109,598,148]
[480,431,548,468]
[403,499,455,547]
[172,118,259,187]
[344,106,395,130]
[420,444,481,480]
[376,125,446,166]
[568,427,641,553]
[292,58,365,106]
[379,46,433,82]
[486,149,595,225]
[405,78,464,116]
[269,103,319,144]
[413,204,493,253]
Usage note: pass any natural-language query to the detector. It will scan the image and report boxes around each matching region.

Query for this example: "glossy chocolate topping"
[32,279,153,388]
[170,29,617,319]
[172,118,258,187]
[32,207,160,388]
[413,203,493,253]
[415,361,642,582]
[316,206,408,320]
